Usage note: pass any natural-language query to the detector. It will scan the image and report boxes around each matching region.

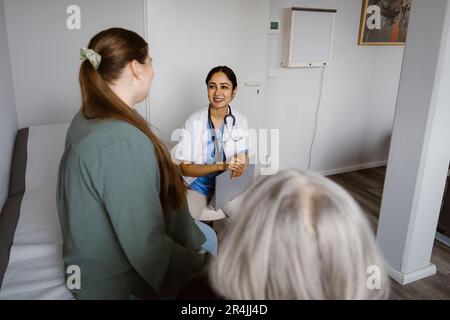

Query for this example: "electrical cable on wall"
[280,5,336,170]
[307,66,325,171]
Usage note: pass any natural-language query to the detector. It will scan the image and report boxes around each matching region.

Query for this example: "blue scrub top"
[189,122,226,196]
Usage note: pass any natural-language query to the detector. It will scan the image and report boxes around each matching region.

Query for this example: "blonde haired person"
[206,170,390,300]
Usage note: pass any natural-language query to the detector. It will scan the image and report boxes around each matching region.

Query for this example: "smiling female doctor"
[173,66,250,220]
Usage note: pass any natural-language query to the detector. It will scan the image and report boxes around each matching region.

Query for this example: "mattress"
[0,123,73,300]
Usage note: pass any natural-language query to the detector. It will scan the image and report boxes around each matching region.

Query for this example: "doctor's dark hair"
[205,66,238,90]
[79,28,187,212]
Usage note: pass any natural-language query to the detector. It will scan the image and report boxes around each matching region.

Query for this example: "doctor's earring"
[134,79,143,87]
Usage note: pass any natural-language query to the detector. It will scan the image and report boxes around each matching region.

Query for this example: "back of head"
[80,28,148,118]
[209,170,390,300]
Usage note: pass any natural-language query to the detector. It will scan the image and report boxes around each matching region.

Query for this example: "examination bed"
[0,123,73,299]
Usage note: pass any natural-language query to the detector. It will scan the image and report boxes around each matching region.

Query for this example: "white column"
[377,0,450,285]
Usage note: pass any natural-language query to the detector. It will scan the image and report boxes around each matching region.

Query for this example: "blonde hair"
[209,170,390,300]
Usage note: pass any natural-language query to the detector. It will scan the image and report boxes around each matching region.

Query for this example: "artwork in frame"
[358,0,411,46]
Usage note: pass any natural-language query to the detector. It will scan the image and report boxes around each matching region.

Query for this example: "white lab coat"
[173,106,250,185]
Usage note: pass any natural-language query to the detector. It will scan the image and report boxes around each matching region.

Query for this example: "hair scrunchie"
[80,48,101,70]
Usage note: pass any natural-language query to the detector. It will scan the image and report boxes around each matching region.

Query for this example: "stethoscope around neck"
[207,105,242,144]
[207,105,243,164]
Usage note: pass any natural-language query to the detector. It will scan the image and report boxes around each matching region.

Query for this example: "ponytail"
[79,28,187,212]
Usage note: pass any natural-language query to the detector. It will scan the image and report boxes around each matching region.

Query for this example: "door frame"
[143,0,151,122]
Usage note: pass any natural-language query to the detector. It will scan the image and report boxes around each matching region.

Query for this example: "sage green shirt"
[57,111,206,300]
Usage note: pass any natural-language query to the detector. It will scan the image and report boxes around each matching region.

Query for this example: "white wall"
[0,0,18,207]
[4,0,147,128]
[265,0,405,173]
[4,0,406,175]
[147,0,270,143]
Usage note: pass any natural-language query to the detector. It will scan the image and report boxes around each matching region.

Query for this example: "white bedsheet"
[0,123,73,300]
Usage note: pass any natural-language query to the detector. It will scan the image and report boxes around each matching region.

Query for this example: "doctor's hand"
[224,162,245,179]
[227,155,248,179]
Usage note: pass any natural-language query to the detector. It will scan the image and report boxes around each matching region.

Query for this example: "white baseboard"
[316,161,388,176]
[385,263,437,285]
[436,232,450,247]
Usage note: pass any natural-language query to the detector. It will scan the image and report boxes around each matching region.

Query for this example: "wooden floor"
[329,167,450,300]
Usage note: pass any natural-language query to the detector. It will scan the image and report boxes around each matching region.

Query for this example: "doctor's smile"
[207,72,236,110]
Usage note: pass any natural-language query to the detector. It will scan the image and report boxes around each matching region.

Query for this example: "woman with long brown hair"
[57,28,210,299]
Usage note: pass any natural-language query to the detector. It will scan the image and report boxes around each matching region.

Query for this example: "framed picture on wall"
[358,0,411,45]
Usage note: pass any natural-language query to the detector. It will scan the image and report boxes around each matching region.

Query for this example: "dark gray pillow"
[1,128,28,288]
[8,128,28,196]
[0,193,23,288]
